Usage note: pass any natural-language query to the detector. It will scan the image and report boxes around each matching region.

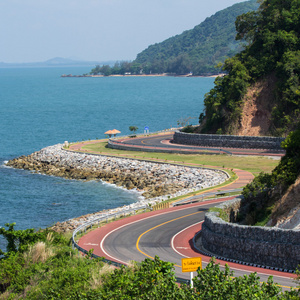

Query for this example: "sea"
[0,67,215,251]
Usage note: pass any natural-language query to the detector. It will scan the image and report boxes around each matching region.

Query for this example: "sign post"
[181,257,202,288]
[144,126,149,135]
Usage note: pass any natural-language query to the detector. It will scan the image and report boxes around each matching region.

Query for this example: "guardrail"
[72,205,148,245]
[172,188,243,206]
[72,205,148,266]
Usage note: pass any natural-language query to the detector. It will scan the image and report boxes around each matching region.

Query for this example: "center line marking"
[136,211,202,267]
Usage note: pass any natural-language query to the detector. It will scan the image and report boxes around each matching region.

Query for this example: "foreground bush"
[0,224,299,299]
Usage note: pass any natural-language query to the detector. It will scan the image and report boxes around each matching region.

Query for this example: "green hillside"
[90,0,259,76]
[135,0,259,75]
[199,0,300,136]
[241,128,300,227]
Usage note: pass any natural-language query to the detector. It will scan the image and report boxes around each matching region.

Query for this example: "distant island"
[0,57,115,68]
[61,72,224,78]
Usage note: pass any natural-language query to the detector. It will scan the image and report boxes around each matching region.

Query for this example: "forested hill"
[134,0,259,75]
[199,0,300,137]
[90,0,259,76]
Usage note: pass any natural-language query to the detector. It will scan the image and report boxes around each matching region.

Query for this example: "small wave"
[0,161,10,168]
[100,180,144,196]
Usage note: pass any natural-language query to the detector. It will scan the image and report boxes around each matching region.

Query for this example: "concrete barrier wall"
[173,131,284,150]
[201,199,300,270]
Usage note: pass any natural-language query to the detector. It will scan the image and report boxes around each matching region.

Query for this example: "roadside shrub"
[1,225,299,299]
[241,128,300,225]
[181,125,194,133]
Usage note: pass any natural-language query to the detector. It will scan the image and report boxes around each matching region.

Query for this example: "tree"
[100,65,112,76]
[129,126,138,134]
[200,0,300,135]
[177,117,193,127]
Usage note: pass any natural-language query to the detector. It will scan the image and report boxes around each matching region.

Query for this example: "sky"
[0,0,249,63]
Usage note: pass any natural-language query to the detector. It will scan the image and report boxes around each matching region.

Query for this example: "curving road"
[110,133,285,156]
[79,199,297,289]
[74,133,295,289]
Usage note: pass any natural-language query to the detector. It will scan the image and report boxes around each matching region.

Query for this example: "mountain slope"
[90,1,259,76]
[240,128,300,228]
[199,0,300,136]
[134,0,259,75]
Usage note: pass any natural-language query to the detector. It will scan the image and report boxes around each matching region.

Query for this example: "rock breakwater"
[7,144,228,199]
[7,144,229,231]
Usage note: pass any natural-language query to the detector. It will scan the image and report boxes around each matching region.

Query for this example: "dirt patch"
[237,74,277,136]
[268,176,300,229]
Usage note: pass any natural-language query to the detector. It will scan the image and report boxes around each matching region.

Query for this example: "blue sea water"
[0,67,215,250]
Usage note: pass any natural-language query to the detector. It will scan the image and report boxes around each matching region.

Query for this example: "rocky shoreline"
[6,144,229,232]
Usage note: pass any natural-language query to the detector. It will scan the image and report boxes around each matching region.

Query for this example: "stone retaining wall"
[201,199,300,270]
[173,131,284,150]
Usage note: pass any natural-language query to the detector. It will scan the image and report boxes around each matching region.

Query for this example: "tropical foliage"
[241,128,300,225]
[200,0,300,136]
[0,224,299,299]
[90,0,259,76]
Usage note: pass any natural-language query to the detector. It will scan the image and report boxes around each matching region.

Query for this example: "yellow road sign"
[181,257,202,273]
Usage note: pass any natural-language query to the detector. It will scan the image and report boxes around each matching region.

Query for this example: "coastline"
[61,73,226,78]
[6,143,229,232]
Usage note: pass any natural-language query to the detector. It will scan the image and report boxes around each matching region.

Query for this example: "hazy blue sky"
[0,0,250,63]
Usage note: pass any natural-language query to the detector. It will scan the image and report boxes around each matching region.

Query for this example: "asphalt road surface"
[79,199,297,290]
[114,133,285,156]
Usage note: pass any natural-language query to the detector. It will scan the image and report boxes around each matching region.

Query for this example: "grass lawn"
[75,140,279,176]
